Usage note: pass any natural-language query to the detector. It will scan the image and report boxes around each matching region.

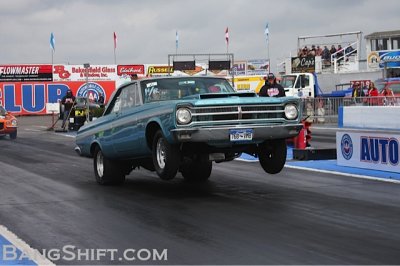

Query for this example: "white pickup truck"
[280,72,319,98]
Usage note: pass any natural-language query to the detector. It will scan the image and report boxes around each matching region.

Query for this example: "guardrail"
[300,96,400,124]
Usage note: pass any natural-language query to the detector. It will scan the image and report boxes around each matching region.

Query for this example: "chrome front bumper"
[171,123,303,142]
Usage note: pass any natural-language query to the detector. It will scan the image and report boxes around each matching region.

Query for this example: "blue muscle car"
[75,76,302,185]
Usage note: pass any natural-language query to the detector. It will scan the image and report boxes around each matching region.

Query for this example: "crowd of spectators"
[297,43,357,66]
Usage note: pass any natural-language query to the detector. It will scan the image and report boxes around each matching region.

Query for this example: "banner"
[0,81,116,115]
[379,49,400,68]
[0,65,52,82]
[53,65,118,82]
[117,65,145,76]
[337,131,400,173]
[246,59,269,75]
[291,56,315,73]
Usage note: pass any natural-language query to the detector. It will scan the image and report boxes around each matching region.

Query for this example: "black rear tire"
[152,130,181,180]
[93,147,125,185]
[181,154,212,182]
[258,139,287,174]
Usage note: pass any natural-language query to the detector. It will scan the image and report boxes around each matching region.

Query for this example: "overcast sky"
[1,0,399,72]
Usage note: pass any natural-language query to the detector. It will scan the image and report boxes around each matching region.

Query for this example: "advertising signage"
[0,81,116,115]
[379,50,400,68]
[291,56,315,73]
[0,65,53,82]
[53,65,118,82]
[117,65,145,76]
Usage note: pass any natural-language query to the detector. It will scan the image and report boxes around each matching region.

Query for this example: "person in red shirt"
[367,82,379,106]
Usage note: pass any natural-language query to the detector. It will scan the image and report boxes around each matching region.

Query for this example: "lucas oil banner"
[0,81,115,115]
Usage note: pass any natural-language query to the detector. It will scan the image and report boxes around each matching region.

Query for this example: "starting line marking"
[0,225,54,266]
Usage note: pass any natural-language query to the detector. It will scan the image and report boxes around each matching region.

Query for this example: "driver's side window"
[103,86,124,116]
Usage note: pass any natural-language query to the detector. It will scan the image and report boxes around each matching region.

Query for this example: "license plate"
[229,129,253,141]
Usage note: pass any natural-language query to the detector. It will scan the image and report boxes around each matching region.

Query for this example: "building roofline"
[365,30,400,39]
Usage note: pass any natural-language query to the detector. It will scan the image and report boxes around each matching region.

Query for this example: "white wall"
[342,106,400,130]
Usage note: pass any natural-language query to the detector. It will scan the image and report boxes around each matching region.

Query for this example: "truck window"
[295,75,310,88]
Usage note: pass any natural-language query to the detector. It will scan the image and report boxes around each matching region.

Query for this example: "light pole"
[83,63,90,122]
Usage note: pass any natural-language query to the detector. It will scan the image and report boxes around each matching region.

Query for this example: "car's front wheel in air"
[258,139,287,174]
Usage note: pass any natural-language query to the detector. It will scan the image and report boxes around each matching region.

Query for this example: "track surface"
[0,117,399,264]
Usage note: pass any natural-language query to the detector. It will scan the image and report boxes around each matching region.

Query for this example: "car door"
[112,82,148,157]
[96,87,124,158]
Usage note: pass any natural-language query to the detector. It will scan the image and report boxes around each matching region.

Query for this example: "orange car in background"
[0,106,18,139]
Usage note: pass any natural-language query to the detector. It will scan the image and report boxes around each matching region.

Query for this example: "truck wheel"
[93,147,125,185]
[181,154,212,182]
[152,130,181,180]
[9,131,17,140]
[258,139,287,174]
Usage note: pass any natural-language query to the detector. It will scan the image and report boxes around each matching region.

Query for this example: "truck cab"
[281,73,316,98]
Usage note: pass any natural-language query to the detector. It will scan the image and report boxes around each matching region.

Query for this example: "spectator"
[381,86,396,106]
[97,93,105,107]
[309,45,316,56]
[297,48,303,57]
[316,100,325,123]
[305,101,314,123]
[345,43,354,55]
[259,73,286,97]
[302,46,309,57]
[351,83,365,104]
[330,45,337,58]
[316,46,323,56]
[61,89,75,128]
[367,82,379,106]
[130,74,139,80]
[321,46,331,64]
[337,45,344,61]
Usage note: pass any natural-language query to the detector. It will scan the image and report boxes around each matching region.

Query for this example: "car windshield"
[141,77,235,103]
[0,106,6,116]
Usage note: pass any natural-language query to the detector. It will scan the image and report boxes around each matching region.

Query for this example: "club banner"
[0,65,53,82]
[0,81,116,115]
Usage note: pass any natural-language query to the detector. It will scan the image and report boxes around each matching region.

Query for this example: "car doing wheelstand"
[75,76,302,185]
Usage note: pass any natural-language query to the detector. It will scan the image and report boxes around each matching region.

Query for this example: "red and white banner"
[117,65,145,76]
[53,65,118,82]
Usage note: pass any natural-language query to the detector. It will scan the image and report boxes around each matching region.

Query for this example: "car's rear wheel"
[93,147,125,185]
[258,139,287,174]
[181,154,212,182]
[9,131,17,140]
[152,130,181,180]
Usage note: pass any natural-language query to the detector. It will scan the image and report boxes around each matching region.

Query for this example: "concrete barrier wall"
[339,106,400,130]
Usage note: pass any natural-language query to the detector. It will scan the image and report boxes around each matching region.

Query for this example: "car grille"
[0,122,3,130]
[190,104,287,125]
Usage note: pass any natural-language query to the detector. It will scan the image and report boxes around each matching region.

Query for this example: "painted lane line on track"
[285,164,400,184]
[0,225,54,265]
